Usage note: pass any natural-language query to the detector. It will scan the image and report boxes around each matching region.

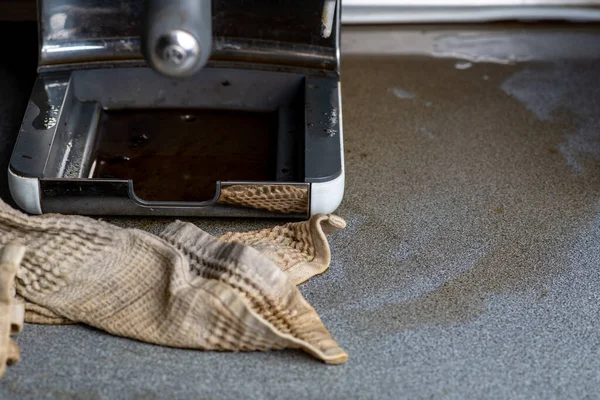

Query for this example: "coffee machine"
[8,0,344,218]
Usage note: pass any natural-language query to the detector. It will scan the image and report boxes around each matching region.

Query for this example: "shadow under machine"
[9,0,344,218]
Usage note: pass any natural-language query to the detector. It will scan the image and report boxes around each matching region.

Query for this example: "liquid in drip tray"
[91,108,278,202]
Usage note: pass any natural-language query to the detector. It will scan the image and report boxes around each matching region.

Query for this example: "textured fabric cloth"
[23,213,345,320]
[22,301,74,325]
[219,184,309,214]
[0,244,25,378]
[0,200,347,365]
[220,214,346,285]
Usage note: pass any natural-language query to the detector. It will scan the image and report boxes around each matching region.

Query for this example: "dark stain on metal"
[92,108,278,202]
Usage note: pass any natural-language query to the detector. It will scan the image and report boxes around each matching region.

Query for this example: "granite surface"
[1,22,600,399]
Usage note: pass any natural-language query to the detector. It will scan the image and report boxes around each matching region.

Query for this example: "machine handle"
[142,0,212,78]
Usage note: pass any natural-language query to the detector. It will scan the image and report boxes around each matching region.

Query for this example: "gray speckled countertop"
[1,22,600,400]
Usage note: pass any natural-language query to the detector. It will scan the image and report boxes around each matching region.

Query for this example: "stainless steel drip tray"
[8,66,344,217]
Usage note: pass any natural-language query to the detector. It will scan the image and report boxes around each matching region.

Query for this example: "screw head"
[162,44,186,65]
[152,30,201,77]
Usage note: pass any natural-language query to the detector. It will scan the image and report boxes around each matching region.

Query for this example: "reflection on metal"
[41,39,142,65]
[218,184,309,214]
[212,38,337,70]
[142,0,212,78]
[322,0,337,38]
[41,37,337,71]
[44,44,105,53]
[37,0,340,71]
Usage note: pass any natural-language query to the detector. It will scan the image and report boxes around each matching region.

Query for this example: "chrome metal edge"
[40,38,338,72]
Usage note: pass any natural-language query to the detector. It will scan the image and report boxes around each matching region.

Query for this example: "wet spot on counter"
[455,61,473,70]
[500,67,567,122]
[388,87,415,100]
[501,64,600,173]
[418,127,436,140]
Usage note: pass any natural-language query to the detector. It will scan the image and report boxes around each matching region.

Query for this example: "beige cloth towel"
[0,199,347,367]
[220,214,346,285]
[0,244,26,378]
[219,185,309,214]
